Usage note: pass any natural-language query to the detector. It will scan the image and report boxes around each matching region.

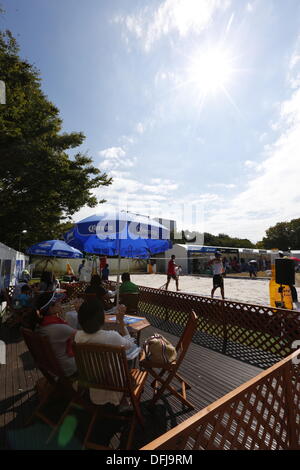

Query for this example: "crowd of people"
[6,251,300,413]
[9,268,141,409]
[203,256,271,276]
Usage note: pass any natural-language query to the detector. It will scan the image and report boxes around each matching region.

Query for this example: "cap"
[39,291,66,311]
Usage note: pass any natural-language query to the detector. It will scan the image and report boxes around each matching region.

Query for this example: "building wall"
[31,256,147,277]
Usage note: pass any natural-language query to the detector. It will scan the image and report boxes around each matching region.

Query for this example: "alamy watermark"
[0,340,6,365]
[0,80,6,104]
[91,202,205,245]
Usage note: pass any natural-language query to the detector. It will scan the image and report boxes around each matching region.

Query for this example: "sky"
[2,0,300,242]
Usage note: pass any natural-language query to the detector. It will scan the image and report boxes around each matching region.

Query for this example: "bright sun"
[187,48,234,97]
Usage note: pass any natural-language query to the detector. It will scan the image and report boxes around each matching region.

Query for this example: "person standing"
[208,251,225,300]
[101,263,110,281]
[78,260,85,277]
[165,255,180,291]
[248,262,257,278]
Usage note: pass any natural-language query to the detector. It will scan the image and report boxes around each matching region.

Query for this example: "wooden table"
[104,314,150,345]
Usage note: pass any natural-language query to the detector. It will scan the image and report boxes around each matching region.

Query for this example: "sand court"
[111,273,300,307]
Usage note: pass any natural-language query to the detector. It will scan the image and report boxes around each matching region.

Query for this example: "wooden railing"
[59,281,300,369]
[141,348,300,450]
[135,286,300,368]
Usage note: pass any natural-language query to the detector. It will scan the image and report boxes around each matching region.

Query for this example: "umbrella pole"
[116,232,121,307]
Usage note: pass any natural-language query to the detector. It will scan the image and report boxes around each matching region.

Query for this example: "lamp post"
[19,230,27,252]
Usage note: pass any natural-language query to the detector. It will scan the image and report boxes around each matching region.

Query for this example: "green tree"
[0,30,112,251]
[261,218,300,250]
[204,232,254,248]
[255,240,265,249]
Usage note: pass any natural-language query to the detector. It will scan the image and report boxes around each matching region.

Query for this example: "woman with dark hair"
[75,298,140,406]
[32,292,77,377]
[39,271,56,292]
[85,274,113,308]
[65,275,115,329]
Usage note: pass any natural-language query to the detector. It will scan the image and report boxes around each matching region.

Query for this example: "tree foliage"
[204,232,254,248]
[174,230,255,248]
[258,218,300,250]
[0,30,112,251]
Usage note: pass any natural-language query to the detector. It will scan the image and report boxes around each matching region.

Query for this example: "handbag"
[143,334,177,364]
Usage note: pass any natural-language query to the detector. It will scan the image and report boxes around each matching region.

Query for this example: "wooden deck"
[0,324,262,450]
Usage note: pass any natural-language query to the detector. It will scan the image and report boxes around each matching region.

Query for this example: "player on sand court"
[208,251,225,300]
[165,255,180,291]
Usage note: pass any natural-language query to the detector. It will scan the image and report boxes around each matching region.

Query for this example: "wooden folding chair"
[119,292,140,315]
[52,343,148,450]
[140,311,198,411]
[21,328,78,435]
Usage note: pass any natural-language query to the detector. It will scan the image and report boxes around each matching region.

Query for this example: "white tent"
[0,241,29,289]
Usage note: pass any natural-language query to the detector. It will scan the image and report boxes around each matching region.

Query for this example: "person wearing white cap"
[208,251,225,300]
[31,291,77,377]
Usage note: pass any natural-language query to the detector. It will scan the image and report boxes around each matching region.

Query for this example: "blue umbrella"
[27,240,83,258]
[64,211,172,303]
[64,211,172,258]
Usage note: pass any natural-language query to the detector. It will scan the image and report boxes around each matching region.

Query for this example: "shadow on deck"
[0,324,262,450]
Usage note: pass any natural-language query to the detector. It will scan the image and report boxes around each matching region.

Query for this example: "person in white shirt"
[208,251,225,300]
[75,298,140,407]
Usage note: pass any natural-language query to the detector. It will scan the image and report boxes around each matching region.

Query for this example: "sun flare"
[187,47,235,97]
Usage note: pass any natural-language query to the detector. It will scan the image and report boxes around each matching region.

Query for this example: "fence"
[141,348,300,450]
[60,282,300,369]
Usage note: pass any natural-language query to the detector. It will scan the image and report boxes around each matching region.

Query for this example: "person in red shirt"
[165,255,180,291]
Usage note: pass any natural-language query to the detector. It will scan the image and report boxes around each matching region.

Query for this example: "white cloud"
[204,95,300,240]
[98,146,137,171]
[115,0,230,51]
[121,135,136,145]
[244,160,257,168]
[135,122,145,134]
[207,183,236,189]
[259,132,268,142]
[99,147,126,160]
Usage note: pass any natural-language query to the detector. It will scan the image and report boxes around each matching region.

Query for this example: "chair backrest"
[21,328,68,384]
[119,293,139,314]
[73,342,132,393]
[175,311,198,367]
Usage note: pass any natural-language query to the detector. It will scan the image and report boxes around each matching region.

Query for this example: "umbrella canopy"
[64,211,172,258]
[27,240,83,258]
[64,211,172,305]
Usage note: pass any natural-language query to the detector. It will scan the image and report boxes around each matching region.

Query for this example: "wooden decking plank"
[0,323,263,450]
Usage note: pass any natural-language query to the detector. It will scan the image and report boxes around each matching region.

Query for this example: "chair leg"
[26,383,57,427]
[161,383,195,410]
[149,370,195,410]
[131,396,144,429]
[46,401,75,444]
[46,390,93,444]
[83,408,99,450]
[174,372,191,390]
[125,415,137,450]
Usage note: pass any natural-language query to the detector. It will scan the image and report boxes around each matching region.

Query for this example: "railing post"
[222,299,228,355]
[164,290,169,323]
[283,364,298,449]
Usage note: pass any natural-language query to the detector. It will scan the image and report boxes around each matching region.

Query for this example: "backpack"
[143,334,177,364]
